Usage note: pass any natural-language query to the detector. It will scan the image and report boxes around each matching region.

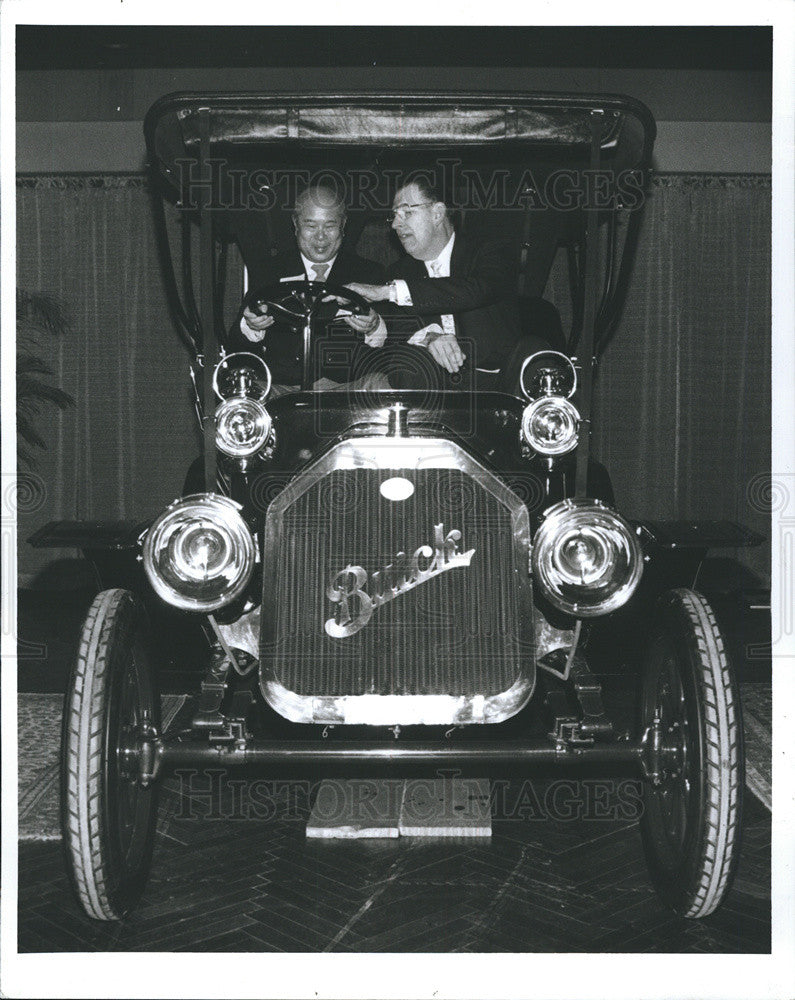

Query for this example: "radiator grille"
[261,460,531,700]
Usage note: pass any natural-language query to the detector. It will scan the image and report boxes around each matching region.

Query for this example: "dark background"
[16,26,771,70]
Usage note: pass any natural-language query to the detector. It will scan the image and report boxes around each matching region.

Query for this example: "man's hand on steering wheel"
[343,282,391,302]
[240,303,275,341]
[331,302,387,348]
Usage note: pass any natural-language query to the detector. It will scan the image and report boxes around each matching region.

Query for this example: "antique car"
[31,91,753,924]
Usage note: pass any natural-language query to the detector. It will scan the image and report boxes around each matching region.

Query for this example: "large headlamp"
[216,397,273,459]
[532,498,643,617]
[142,494,255,611]
[521,396,580,456]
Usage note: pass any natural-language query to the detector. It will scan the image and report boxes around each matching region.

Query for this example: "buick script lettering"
[325,523,476,638]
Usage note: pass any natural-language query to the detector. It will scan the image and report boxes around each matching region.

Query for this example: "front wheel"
[61,589,160,920]
[639,588,743,918]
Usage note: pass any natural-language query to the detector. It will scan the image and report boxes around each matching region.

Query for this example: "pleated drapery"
[16,174,771,583]
[582,177,769,528]
[16,177,202,579]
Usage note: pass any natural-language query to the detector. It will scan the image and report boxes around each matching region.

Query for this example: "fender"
[28,519,151,592]
[28,520,149,551]
[636,520,763,552]
[629,519,764,612]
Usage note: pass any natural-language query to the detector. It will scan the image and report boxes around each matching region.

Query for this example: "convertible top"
[143,89,657,385]
[144,91,655,189]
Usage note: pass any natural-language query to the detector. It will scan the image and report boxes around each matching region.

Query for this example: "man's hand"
[426,333,466,373]
[343,282,391,303]
[342,309,387,348]
[240,303,275,342]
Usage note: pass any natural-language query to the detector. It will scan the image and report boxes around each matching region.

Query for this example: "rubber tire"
[639,588,743,918]
[61,589,160,920]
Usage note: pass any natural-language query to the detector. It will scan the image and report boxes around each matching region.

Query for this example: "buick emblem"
[325,523,475,639]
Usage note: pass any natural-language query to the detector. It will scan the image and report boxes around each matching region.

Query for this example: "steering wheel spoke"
[243,280,373,389]
[246,280,369,323]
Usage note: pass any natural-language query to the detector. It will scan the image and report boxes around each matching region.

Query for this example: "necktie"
[311,263,329,282]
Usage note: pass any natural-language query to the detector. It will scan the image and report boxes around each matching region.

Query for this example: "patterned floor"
[17,690,771,953]
[17,774,771,953]
[739,683,772,810]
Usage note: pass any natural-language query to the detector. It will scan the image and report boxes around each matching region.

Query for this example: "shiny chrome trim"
[142,493,255,612]
[324,523,476,639]
[519,350,578,400]
[259,436,535,725]
[532,497,644,617]
[215,397,273,458]
[213,351,272,401]
[220,604,551,729]
[260,673,536,726]
[520,396,580,456]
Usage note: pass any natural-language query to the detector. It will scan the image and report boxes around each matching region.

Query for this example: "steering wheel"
[244,280,371,325]
[243,280,373,390]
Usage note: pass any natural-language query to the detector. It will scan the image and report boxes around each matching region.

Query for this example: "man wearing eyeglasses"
[346,175,526,387]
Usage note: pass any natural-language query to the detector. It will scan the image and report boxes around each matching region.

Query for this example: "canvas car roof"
[144,91,655,189]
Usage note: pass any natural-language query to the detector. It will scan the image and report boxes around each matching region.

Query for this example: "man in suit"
[237,183,387,390]
[347,175,551,390]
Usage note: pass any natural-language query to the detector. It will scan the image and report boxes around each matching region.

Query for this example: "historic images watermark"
[186,157,632,438]
[172,770,644,824]
[746,472,794,659]
[2,472,47,659]
[174,159,647,215]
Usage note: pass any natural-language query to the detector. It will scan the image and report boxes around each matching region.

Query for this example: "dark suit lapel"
[327,254,348,285]
[281,246,308,281]
[404,255,427,280]
[445,234,472,337]
[449,232,470,276]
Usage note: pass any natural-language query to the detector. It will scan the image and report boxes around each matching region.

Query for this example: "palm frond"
[16,288,76,469]
[17,371,74,410]
[16,289,69,337]
[17,418,46,452]
[16,353,51,378]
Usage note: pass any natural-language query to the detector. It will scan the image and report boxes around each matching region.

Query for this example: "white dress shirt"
[390,233,457,346]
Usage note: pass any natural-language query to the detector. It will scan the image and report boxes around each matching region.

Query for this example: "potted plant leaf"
[16,289,74,468]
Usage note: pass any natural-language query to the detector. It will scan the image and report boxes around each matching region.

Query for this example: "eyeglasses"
[387,202,434,224]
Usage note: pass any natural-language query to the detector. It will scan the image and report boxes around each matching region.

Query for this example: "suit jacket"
[231,244,385,385]
[386,234,521,372]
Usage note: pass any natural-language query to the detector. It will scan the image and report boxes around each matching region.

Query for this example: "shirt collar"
[424,232,455,276]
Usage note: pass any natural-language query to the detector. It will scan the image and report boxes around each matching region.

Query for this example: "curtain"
[16,174,771,583]
[16,177,203,579]
[549,176,771,582]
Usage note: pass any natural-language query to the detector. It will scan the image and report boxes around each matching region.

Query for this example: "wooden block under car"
[306,778,402,838]
[399,778,492,837]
